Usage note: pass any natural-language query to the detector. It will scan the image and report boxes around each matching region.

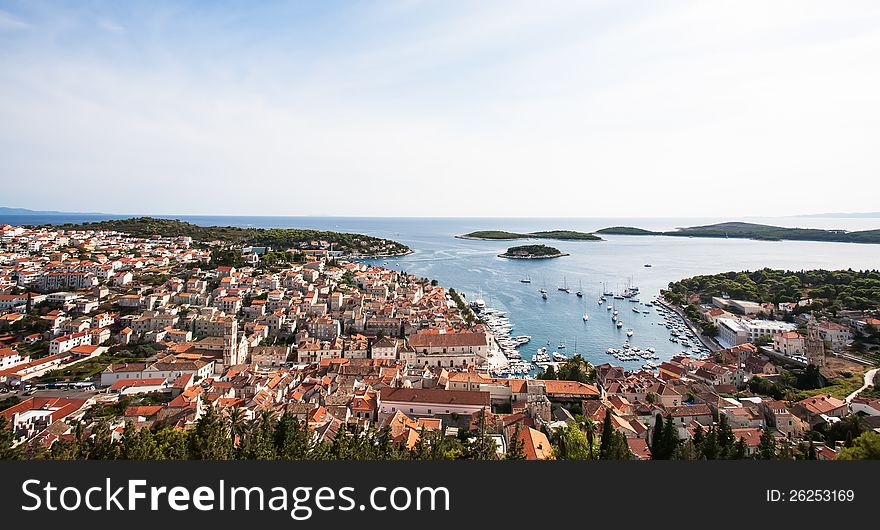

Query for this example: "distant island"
[458,229,602,241]
[49,217,412,257]
[596,222,880,244]
[498,244,569,259]
[799,211,880,219]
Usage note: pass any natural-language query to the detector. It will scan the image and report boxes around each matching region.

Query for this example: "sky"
[1,0,879,218]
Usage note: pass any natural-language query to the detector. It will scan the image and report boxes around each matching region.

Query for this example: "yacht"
[542,292,548,300]
[626,328,634,337]
[558,276,570,293]
[557,343,566,349]
[520,276,531,283]
[644,264,652,267]
[582,312,589,321]
[616,321,623,328]
[552,352,568,362]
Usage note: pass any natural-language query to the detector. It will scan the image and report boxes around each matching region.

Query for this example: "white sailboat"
[558,276,570,293]
[582,312,589,321]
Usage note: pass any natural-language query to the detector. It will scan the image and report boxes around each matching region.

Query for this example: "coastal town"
[0,221,878,460]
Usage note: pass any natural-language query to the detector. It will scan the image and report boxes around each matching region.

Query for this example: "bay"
[3,214,879,371]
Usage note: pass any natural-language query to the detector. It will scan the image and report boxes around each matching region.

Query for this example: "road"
[845,367,879,404]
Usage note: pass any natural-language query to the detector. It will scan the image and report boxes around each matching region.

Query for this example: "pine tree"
[274,411,309,460]
[730,438,748,460]
[87,421,118,460]
[650,413,664,459]
[240,410,277,459]
[757,430,777,459]
[0,415,19,460]
[120,422,157,460]
[660,414,679,459]
[717,415,735,458]
[673,440,697,460]
[189,406,232,460]
[505,423,526,460]
[464,408,498,460]
[599,409,614,459]
[699,427,720,460]
[154,427,189,460]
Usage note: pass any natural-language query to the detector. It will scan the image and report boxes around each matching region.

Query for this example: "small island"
[498,244,569,259]
[458,229,602,241]
[596,222,880,244]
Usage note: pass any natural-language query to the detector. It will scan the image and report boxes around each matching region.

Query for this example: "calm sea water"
[4,214,879,369]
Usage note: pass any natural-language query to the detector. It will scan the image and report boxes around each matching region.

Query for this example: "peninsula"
[458,229,602,241]
[50,217,412,257]
[597,222,880,244]
[498,244,569,259]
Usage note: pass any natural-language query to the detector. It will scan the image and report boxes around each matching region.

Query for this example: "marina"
[471,280,715,378]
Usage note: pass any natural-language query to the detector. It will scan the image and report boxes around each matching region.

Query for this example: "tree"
[757,430,777,459]
[660,414,680,459]
[189,406,232,460]
[464,409,498,460]
[836,431,880,460]
[599,409,615,459]
[575,415,597,460]
[730,438,748,460]
[154,427,189,460]
[274,411,310,460]
[650,413,664,458]
[553,423,592,460]
[0,415,19,460]
[539,365,557,380]
[120,422,157,460]
[239,410,277,459]
[505,424,526,460]
[84,421,118,460]
[227,407,248,451]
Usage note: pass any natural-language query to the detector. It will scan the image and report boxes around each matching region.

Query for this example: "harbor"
[465,279,715,378]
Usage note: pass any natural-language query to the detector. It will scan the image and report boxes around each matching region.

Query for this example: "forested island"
[498,244,569,259]
[48,217,411,257]
[597,222,880,244]
[458,229,602,241]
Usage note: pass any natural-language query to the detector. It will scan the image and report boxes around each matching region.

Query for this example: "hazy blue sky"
[1,1,879,217]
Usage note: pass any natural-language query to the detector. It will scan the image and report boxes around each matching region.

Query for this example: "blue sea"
[4,213,879,370]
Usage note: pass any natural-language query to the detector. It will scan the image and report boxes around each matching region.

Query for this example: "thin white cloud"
[0,1,878,217]
[96,17,125,35]
[0,9,30,30]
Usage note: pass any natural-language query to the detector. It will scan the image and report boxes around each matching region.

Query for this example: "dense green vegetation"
[665,268,880,311]
[53,217,410,256]
[596,222,880,244]
[499,244,567,258]
[537,354,596,383]
[595,226,658,235]
[0,406,506,461]
[460,230,601,241]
